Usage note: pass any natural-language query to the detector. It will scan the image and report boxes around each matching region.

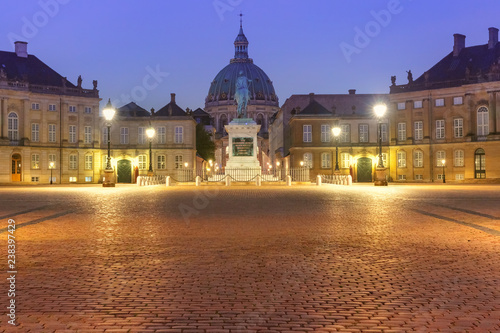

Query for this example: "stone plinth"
[374,167,388,186]
[102,169,116,187]
[224,118,261,169]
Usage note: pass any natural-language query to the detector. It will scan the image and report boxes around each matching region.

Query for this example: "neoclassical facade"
[204,19,279,168]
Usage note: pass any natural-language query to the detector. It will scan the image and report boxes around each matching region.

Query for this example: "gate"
[117,159,132,183]
[357,157,372,182]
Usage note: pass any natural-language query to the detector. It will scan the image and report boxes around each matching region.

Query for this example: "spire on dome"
[233,13,250,61]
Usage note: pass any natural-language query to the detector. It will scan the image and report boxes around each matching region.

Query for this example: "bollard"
[196,176,201,186]
[137,176,142,186]
[166,176,171,187]
[347,175,352,185]
[256,175,261,186]
[225,177,231,186]
[316,175,322,186]
[286,175,292,186]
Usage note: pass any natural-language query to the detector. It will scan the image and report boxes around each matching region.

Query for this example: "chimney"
[309,92,314,104]
[170,93,176,104]
[453,33,466,57]
[348,89,356,95]
[489,27,499,49]
[14,41,28,58]
[150,108,155,116]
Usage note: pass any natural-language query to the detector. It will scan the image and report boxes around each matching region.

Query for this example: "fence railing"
[288,168,310,182]
[137,175,165,186]
[320,174,352,185]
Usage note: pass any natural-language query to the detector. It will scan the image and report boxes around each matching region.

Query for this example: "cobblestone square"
[1,184,500,332]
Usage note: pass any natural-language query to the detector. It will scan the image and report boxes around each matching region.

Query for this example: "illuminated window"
[321,152,331,168]
[453,96,463,105]
[138,155,147,170]
[454,118,463,138]
[397,102,406,110]
[31,123,39,142]
[340,153,350,169]
[436,151,446,166]
[477,107,489,136]
[414,150,423,167]
[69,154,77,170]
[85,155,93,170]
[157,155,166,169]
[8,112,18,140]
[397,151,406,168]
[31,154,40,169]
[175,155,183,169]
[414,121,423,140]
[303,152,313,168]
[303,125,312,142]
[454,150,464,167]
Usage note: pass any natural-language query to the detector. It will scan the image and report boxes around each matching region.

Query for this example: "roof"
[155,101,189,117]
[0,51,76,88]
[192,108,210,116]
[391,41,500,93]
[116,102,150,117]
[299,100,330,115]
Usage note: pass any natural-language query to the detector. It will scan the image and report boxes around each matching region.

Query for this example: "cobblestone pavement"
[1,184,500,332]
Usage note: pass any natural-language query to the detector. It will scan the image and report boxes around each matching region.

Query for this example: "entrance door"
[11,154,21,182]
[357,157,372,182]
[117,159,132,183]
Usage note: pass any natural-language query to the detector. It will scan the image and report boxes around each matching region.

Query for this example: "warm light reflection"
[374,104,387,118]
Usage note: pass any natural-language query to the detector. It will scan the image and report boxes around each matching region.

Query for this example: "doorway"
[357,157,372,182]
[117,159,132,183]
[11,154,21,182]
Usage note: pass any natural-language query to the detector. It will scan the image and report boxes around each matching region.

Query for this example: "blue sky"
[2,1,500,111]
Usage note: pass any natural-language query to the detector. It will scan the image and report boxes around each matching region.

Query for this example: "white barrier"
[196,176,201,186]
[256,175,261,186]
[225,177,231,186]
[320,174,352,186]
[166,176,171,187]
[286,175,292,186]
[316,175,322,186]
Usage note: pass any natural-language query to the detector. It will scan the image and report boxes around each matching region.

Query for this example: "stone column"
[488,91,496,134]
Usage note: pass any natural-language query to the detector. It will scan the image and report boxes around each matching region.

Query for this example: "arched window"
[8,112,18,140]
[413,150,423,168]
[474,148,486,179]
[477,106,489,136]
[397,150,406,168]
[436,151,446,166]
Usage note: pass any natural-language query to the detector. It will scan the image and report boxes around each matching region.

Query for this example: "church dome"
[206,18,278,106]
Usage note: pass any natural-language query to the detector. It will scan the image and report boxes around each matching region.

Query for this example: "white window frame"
[414,150,423,168]
[359,124,369,143]
[31,123,39,142]
[477,106,489,136]
[120,127,129,144]
[397,123,406,142]
[69,105,76,113]
[380,123,388,143]
[138,127,145,144]
[436,151,446,166]
[413,100,423,109]
[31,103,40,110]
[138,155,147,170]
[157,155,166,169]
[435,98,445,107]
[84,106,92,114]
[340,124,350,143]
[454,118,463,138]
[303,125,312,143]
[340,153,350,169]
[175,155,183,169]
[321,152,331,169]
[436,120,445,139]
[397,151,406,168]
[453,96,463,105]
[48,104,56,111]
[397,102,406,110]
[303,152,313,168]
[69,125,77,143]
[84,154,93,170]
[84,126,92,144]
[31,154,40,169]
[174,126,184,144]
[415,174,423,180]
[320,124,330,143]
[414,121,423,141]
[48,154,56,169]
[8,112,18,140]
[157,126,166,144]
[48,124,56,143]
[454,149,464,167]
[69,154,77,170]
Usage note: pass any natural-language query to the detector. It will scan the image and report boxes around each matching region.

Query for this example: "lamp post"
[146,127,155,175]
[332,126,341,173]
[374,104,388,186]
[442,159,446,183]
[102,99,116,187]
[49,161,55,184]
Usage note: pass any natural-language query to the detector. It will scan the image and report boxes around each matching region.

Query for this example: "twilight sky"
[1,0,500,111]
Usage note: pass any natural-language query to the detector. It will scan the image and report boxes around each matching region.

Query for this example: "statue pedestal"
[374,167,388,186]
[224,119,261,170]
[102,169,116,187]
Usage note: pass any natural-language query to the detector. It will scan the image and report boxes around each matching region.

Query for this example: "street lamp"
[374,103,388,186]
[441,159,446,183]
[49,161,55,184]
[184,162,188,169]
[300,161,304,167]
[102,99,116,187]
[146,127,155,175]
[332,126,341,173]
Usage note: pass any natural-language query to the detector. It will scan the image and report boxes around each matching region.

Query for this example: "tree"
[196,123,215,161]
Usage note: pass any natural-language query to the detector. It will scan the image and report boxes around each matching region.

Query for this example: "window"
[69,177,77,182]
[31,123,39,142]
[69,125,76,143]
[69,154,77,170]
[397,102,406,110]
[397,151,406,168]
[454,149,464,167]
[49,154,56,168]
[31,103,40,110]
[380,123,388,143]
[8,112,18,140]
[84,106,92,114]
[175,155,183,169]
[84,126,92,144]
[120,127,129,144]
[321,152,331,168]
[455,174,465,180]
[474,148,486,179]
[85,155,93,170]
[48,124,56,143]
[138,155,147,170]
[437,174,445,180]
[69,105,76,113]
[48,104,56,111]
[359,124,369,143]
[453,96,463,105]
[320,124,330,143]
[415,174,423,180]
[174,126,184,144]
[398,174,407,180]
[138,127,145,144]
[303,152,313,168]
[435,98,445,107]
[414,100,423,108]
[414,121,423,140]
[340,124,350,143]
[31,177,39,182]
[31,154,40,169]
[102,127,108,144]
[414,150,423,167]
[303,125,312,143]
[157,155,166,169]
[436,151,446,166]
[340,153,350,169]
[85,176,92,182]
[477,106,489,136]
[436,120,445,139]
[454,118,463,138]
[397,123,406,141]
[157,127,166,144]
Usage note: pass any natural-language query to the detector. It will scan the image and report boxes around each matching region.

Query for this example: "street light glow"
[332,126,341,137]
[103,99,116,121]
[146,127,155,138]
[442,159,446,165]
[374,104,387,118]
[49,161,55,169]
